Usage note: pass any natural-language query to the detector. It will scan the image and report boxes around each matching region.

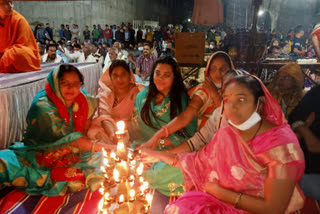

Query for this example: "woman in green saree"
[0,64,112,196]
[129,56,197,214]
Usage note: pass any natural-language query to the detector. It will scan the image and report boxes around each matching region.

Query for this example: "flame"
[100,166,106,173]
[116,121,125,132]
[129,189,135,198]
[113,169,119,182]
[104,192,110,200]
[103,158,109,166]
[129,175,135,181]
[137,163,144,176]
[119,194,124,203]
[146,193,152,204]
[102,148,107,157]
[117,142,124,150]
[98,198,104,210]
[128,152,133,160]
[110,152,116,160]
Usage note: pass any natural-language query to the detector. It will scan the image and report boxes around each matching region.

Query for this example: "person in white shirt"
[78,43,96,63]
[102,47,119,72]
[41,44,63,63]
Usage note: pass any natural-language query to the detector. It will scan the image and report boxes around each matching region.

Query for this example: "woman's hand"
[201,180,225,200]
[138,135,161,150]
[202,77,221,101]
[137,148,161,163]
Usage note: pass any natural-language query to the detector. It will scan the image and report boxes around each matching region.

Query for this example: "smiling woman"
[0,64,114,196]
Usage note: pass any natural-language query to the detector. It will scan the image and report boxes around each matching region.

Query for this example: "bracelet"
[234,193,242,208]
[161,125,169,138]
[171,155,179,167]
[291,121,305,131]
[91,141,97,153]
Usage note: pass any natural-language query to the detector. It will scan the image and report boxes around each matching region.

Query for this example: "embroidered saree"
[87,67,144,143]
[129,89,197,196]
[164,76,305,214]
[0,65,103,196]
[189,51,235,128]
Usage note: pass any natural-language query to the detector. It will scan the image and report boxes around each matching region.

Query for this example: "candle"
[129,189,135,202]
[129,175,135,182]
[118,194,125,204]
[114,169,120,183]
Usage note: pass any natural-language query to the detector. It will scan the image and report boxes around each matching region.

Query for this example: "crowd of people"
[1,1,320,214]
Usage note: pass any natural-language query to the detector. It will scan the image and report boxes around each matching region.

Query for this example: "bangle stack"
[234,193,242,208]
[161,125,169,138]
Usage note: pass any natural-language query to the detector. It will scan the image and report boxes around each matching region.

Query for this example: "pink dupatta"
[164,75,305,214]
[87,68,144,140]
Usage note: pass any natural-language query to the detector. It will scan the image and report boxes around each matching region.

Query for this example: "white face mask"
[228,100,261,131]
[138,47,143,51]
[209,45,214,49]
[209,76,222,89]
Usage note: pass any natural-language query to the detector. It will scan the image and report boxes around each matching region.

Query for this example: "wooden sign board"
[175,32,205,64]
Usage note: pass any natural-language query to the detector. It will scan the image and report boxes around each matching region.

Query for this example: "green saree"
[129,88,197,196]
[0,65,104,196]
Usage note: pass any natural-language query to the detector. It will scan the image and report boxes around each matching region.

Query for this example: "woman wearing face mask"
[129,56,197,213]
[140,51,234,150]
[139,75,305,214]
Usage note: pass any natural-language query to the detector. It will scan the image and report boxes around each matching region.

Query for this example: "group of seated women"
[0,50,317,214]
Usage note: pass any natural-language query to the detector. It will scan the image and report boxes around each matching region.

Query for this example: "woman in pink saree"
[139,74,305,214]
[88,60,144,143]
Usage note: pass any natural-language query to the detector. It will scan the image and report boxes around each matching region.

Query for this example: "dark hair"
[141,56,191,137]
[294,25,304,34]
[210,52,232,69]
[279,42,288,48]
[74,44,81,49]
[46,44,57,51]
[58,64,84,85]
[224,75,264,104]
[270,45,281,53]
[61,24,64,28]
[109,60,130,76]
[143,43,151,49]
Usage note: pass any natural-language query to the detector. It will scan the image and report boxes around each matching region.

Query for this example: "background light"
[258,10,264,16]
[187,18,191,22]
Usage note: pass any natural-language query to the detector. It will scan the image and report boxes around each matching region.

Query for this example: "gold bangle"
[234,193,242,208]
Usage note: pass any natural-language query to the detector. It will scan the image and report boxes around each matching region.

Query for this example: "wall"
[13,0,167,39]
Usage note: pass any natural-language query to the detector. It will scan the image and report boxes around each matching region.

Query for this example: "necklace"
[248,120,263,146]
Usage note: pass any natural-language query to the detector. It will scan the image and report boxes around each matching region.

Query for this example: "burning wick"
[104,192,111,202]
[146,193,152,205]
[129,175,135,182]
[102,148,107,157]
[113,169,120,183]
[118,194,125,204]
[129,189,135,202]
[128,152,133,160]
[116,121,125,134]
[136,163,144,176]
